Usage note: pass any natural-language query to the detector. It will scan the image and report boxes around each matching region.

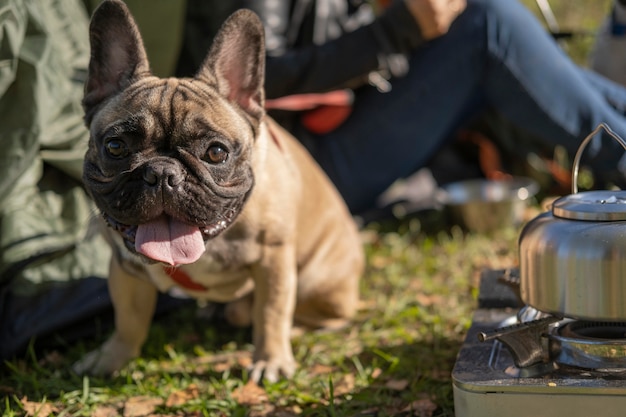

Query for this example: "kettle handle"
[572,123,626,194]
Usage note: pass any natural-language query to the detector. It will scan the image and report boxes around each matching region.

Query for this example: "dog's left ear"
[196,9,266,122]
[83,0,151,125]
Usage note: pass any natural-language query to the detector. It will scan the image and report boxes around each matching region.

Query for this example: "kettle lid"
[553,190,626,221]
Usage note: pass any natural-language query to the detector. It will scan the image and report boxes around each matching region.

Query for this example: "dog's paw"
[72,338,138,376]
[249,357,297,383]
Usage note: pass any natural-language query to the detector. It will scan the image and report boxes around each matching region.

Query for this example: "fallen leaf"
[231,380,268,405]
[370,255,392,269]
[248,403,276,417]
[20,396,59,417]
[165,384,200,407]
[415,293,443,307]
[93,405,120,417]
[236,355,252,369]
[123,396,164,417]
[401,398,438,417]
[212,361,231,372]
[147,412,201,417]
[310,364,334,375]
[385,379,409,391]
[332,373,355,396]
[266,407,301,417]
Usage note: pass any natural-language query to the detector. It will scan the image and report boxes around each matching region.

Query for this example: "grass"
[1,219,521,417]
[0,1,615,416]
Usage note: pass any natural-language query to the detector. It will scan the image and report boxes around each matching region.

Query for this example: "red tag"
[301,104,352,134]
[163,267,208,291]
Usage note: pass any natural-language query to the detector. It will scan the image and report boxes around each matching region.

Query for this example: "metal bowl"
[438,177,539,232]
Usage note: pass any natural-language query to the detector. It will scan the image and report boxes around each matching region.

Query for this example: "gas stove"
[452,269,626,417]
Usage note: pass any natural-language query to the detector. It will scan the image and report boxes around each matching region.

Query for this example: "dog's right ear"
[196,9,266,124]
[83,0,151,125]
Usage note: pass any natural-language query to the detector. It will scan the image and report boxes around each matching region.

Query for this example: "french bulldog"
[73,0,364,382]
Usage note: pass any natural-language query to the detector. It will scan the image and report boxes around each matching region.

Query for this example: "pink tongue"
[135,215,205,266]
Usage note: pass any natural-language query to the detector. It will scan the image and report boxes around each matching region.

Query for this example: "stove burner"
[452,270,626,417]
[550,320,626,371]
[559,320,626,340]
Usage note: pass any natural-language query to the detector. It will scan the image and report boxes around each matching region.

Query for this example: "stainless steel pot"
[519,124,626,321]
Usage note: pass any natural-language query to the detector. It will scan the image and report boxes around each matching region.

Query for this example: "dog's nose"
[143,165,183,188]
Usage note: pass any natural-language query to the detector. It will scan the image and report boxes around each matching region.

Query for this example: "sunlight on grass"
[1,220,522,416]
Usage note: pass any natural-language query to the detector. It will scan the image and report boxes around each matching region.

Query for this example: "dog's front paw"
[72,338,138,376]
[249,355,297,383]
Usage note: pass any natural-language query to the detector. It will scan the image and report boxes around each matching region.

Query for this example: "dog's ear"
[196,9,266,122]
[83,0,151,125]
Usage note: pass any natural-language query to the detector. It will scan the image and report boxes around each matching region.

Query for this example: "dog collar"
[163,266,208,291]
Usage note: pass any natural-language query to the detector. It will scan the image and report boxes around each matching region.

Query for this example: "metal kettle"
[519,124,626,321]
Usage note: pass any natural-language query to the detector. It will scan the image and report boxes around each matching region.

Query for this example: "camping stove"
[452,269,626,417]
[453,125,626,416]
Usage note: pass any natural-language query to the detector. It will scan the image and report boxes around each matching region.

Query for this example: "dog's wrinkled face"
[82,1,266,266]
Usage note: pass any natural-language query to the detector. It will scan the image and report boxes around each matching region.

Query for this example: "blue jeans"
[299,0,626,214]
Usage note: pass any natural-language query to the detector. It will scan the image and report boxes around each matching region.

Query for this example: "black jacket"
[176,0,425,98]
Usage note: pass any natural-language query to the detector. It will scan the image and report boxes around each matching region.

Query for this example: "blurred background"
[521,0,612,64]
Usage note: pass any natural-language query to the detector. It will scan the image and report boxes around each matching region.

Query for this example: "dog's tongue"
[135,215,205,266]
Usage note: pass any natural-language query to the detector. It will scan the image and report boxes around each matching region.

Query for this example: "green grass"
[1,218,521,417]
[0,1,614,416]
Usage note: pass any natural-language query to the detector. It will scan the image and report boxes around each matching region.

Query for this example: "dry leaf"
[265,408,301,417]
[212,362,231,372]
[370,368,383,379]
[415,293,442,307]
[231,380,268,405]
[165,384,200,407]
[385,378,409,391]
[147,412,201,417]
[236,355,253,369]
[332,373,355,396]
[20,396,59,417]
[92,405,120,417]
[310,364,334,375]
[370,255,392,268]
[248,404,276,417]
[401,398,438,417]
[123,396,164,417]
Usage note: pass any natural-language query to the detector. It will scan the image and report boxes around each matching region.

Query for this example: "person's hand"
[404,0,467,40]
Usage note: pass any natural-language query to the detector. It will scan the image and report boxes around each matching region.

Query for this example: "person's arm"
[262,0,466,99]
[263,1,424,98]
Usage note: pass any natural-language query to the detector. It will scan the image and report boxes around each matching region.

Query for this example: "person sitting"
[177,0,626,214]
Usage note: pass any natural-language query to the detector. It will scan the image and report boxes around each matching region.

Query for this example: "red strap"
[265,90,354,135]
[265,90,353,111]
[163,267,208,291]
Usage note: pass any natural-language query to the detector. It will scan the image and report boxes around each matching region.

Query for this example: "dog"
[73,0,364,383]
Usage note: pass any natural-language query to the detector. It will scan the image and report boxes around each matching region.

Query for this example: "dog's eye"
[104,138,129,159]
[206,144,228,164]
